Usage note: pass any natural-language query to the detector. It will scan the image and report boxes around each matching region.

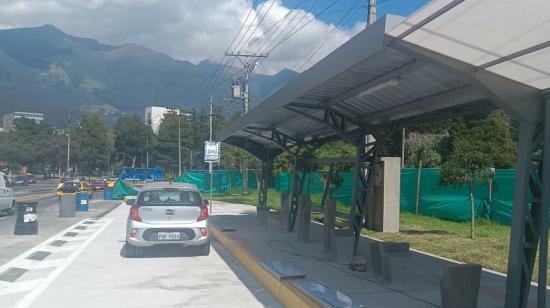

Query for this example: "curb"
[209,223,321,308]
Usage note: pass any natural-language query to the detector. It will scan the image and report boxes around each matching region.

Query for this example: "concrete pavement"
[0,201,280,308]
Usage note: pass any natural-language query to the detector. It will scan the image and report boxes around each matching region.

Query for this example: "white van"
[0,172,15,215]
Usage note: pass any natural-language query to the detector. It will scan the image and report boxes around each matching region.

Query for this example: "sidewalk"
[209,201,549,307]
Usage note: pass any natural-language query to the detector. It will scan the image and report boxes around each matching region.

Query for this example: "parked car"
[91,180,106,191]
[56,181,93,198]
[106,178,117,188]
[12,175,29,186]
[27,174,37,184]
[0,172,15,216]
[125,182,210,257]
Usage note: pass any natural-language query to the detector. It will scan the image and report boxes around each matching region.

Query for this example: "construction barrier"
[175,170,257,193]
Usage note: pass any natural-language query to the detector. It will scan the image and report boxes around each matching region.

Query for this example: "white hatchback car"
[125,182,210,257]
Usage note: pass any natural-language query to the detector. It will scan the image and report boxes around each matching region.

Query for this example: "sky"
[0,0,430,74]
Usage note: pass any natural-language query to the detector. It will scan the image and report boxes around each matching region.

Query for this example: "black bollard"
[14,202,38,235]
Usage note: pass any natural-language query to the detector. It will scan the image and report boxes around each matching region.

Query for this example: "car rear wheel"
[125,242,138,258]
[198,241,210,256]
[8,201,15,215]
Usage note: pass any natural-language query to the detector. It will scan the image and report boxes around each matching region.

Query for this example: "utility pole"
[225,52,266,195]
[225,52,268,114]
[178,113,182,176]
[367,0,377,26]
[66,114,71,175]
[146,135,149,169]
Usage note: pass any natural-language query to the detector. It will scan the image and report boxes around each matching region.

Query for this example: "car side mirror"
[203,200,209,205]
[127,199,135,205]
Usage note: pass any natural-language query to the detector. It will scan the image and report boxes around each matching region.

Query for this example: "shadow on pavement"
[119,243,205,259]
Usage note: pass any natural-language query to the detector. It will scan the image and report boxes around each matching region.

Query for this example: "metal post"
[538,96,550,308]
[401,128,405,168]
[287,152,305,232]
[178,115,182,176]
[505,122,536,308]
[209,97,214,213]
[66,115,71,174]
[146,135,149,169]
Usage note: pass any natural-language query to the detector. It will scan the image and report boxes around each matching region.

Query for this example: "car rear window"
[138,190,202,206]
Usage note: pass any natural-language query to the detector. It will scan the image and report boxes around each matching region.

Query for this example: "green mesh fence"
[175,170,257,193]
[274,168,526,226]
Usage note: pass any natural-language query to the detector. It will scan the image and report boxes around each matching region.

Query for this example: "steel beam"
[538,95,550,308]
[287,152,306,232]
[349,138,380,256]
[257,158,272,222]
[505,118,548,308]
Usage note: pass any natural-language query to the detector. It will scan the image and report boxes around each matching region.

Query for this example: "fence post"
[415,160,422,215]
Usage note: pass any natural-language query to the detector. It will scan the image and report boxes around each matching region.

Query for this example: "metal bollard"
[14,202,38,235]
[59,194,76,217]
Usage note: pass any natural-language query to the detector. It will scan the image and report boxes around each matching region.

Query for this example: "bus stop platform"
[209,201,549,308]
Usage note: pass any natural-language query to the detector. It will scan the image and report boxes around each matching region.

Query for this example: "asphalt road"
[0,180,118,267]
[0,203,280,308]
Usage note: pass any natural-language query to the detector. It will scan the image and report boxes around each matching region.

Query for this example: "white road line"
[0,219,89,274]
[0,279,43,297]
[11,259,66,271]
[14,218,113,308]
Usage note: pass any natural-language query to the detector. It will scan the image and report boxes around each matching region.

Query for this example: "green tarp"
[175,171,257,193]
[273,168,528,226]
[111,180,139,200]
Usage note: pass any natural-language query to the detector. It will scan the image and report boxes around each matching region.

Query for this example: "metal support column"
[505,117,547,308]
[257,158,272,223]
[349,137,380,256]
[538,96,550,308]
[287,153,306,232]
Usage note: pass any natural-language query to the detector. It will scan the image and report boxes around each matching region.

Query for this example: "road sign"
[204,141,220,162]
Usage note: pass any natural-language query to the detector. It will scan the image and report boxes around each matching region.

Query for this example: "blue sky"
[280,0,430,28]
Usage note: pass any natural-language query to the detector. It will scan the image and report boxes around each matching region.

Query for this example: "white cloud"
[0,0,363,74]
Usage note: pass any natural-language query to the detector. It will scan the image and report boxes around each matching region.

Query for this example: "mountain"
[0,25,297,126]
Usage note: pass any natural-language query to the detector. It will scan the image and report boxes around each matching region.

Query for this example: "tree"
[439,110,515,239]
[154,112,193,176]
[113,116,154,168]
[71,113,109,176]
[405,132,448,214]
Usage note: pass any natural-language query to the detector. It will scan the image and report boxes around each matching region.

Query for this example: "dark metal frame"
[257,157,272,212]
[505,96,550,308]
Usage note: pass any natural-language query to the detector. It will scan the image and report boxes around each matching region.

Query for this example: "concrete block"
[260,260,306,280]
[323,198,336,255]
[280,192,290,232]
[440,264,481,308]
[267,210,282,230]
[379,242,410,282]
[370,242,383,277]
[333,229,354,264]
[370,157,400,232]
[257,206,268,225]
[382,252,412,283]
[297,195,311,242]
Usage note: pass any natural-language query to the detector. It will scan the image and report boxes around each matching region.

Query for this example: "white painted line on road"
[0,219,87,275]
[0,279,43,297]
[14,218,113,308]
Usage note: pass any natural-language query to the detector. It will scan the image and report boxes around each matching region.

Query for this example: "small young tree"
[405,132,447,214]
[439,136,493,240]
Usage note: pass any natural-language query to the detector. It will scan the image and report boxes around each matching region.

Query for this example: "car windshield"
[138,190,202,207]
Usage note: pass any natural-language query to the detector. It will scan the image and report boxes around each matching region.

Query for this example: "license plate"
[158,232,180,240]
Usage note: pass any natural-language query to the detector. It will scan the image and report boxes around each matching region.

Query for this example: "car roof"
[141,181,198,192]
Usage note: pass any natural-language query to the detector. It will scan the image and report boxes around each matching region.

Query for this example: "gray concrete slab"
[209,201,550,308]
[22,204,280,308]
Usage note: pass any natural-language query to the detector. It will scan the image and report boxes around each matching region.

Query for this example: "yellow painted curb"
[210,223,321,308]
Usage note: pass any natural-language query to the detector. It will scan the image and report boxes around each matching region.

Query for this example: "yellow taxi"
[106,178,117,188]
[56,180,93,198]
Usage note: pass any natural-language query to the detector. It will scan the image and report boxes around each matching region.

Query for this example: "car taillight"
[129,205,141,222]
[200,228,208,237]
[197,205,208,221]
[129,229,138,238]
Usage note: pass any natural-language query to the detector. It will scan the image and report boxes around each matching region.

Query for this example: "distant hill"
[0,25,297,126]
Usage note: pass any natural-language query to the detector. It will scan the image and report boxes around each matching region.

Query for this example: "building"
[145,106,191,134]
[2,112,44,132]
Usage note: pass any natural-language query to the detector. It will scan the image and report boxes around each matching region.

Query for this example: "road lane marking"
[14,218,112,308]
